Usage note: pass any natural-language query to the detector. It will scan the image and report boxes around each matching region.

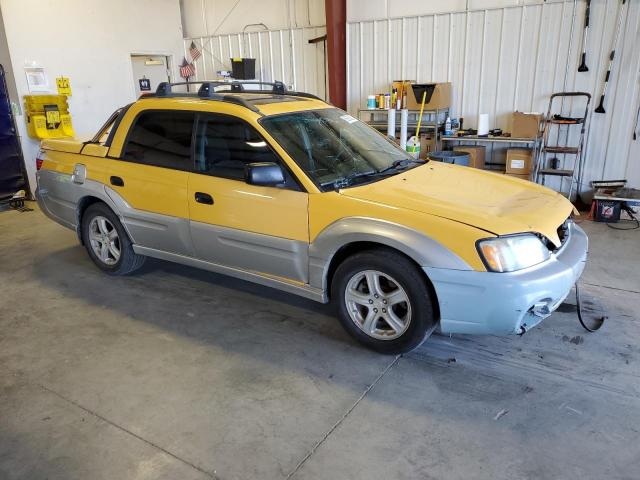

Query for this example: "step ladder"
[534,92,591,200]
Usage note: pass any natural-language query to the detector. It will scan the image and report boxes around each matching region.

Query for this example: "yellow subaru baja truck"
[36,80,587,354]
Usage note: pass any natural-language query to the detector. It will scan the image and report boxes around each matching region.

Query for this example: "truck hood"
[339,161,574,247]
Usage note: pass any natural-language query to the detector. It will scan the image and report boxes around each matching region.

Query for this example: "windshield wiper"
[325,170,376,189]
[375,158,425,175]
[322,159,425,190]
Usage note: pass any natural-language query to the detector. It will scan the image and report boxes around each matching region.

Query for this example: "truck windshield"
[261,108,423,191]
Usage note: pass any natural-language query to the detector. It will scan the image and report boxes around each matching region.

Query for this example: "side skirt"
[133,245,328,304]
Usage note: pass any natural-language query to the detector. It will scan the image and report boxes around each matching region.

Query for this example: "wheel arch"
[76,196,110,244]
[325,241,441,317]
[309,217,471,301]
[75,187,128,245]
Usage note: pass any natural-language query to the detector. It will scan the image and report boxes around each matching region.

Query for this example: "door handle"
[110,176,124,187]
[195,192,214,205]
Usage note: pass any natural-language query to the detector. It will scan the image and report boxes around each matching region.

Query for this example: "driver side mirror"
[244,162,285,187]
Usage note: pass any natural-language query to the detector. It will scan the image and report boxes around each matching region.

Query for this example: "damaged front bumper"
[425,222,588,335]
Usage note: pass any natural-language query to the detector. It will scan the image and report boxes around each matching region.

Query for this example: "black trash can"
[231,58,256,80]
[427,151,470,166]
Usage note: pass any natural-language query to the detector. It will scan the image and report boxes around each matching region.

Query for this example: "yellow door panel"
[85,156,114,186]
[107,160,189,219]
[188,174,309,282]
[188,174,308,241]
[106,160,193,256]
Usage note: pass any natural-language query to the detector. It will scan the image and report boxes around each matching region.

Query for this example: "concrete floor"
[1,203,639,480]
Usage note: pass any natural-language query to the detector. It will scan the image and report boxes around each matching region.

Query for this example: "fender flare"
[74,181,132,243]
[308,217,472,291]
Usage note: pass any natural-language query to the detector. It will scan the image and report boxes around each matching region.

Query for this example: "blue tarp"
[0,64,26,199]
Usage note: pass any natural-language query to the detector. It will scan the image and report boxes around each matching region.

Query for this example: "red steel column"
[325,0,346,109]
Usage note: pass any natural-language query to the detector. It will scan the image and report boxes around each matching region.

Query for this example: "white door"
[130,55,170,97]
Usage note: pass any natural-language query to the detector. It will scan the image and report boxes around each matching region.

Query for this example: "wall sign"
[138,78,151,91]
[56,76,72,96]
[24,67,49,93]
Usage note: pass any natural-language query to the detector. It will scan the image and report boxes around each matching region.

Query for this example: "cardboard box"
[453,145,485,169]
[511,112,542,139]
[392,81,452,110]
[419,133,436,160]
[506,148,533,174]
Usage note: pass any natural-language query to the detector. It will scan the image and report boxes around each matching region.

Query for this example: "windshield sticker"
[340,114,358,124]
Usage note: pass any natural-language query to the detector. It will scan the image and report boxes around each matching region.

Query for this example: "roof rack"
[200,80,288,95]
[151,80,322,108]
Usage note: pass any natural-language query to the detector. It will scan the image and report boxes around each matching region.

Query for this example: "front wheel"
[332,249,437,354]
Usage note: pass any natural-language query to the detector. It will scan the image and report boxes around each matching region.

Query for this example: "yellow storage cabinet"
[24,94,74,139]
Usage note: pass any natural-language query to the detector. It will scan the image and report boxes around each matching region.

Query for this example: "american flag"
[189,41,202,62]
[179,57,195,79]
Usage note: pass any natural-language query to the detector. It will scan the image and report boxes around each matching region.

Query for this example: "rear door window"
[122,110,195,170]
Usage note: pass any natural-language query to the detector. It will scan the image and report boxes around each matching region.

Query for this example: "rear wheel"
[332,249,436,354]
[81,203,145,275]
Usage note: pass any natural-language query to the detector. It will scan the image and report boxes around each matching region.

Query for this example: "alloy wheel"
[88,215,121,266]
[344,269,412,340]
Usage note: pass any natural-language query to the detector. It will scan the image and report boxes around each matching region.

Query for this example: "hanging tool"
[577,0,591,72]
[415,91,427,138]
[595,0,627,114]
[406,91,428,158]
[634,76,640,140]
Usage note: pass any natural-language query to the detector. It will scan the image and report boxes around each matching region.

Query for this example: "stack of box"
[505,148,532,181]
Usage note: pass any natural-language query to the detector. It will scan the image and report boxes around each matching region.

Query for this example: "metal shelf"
[357,107,450,150]
[442,135,537,145]
[368,123,437,129]
[538,169,574,177]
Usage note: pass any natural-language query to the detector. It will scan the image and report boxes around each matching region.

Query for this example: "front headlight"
[477,234,550,272]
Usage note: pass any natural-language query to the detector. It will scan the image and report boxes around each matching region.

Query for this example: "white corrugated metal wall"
[184,25,328,99]
[347,0,640,190]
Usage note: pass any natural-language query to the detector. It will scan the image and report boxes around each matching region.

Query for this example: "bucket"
[427,150,470,166]
[406,136,420,158]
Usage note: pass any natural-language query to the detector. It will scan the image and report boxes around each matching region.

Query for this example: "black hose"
[575,283,606,332]
[607,204,639,230]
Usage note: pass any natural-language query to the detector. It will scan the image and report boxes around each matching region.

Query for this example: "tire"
[81,202,145,275]
[332,248,437,354]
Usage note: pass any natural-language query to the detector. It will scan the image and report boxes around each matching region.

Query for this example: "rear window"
[122,111,195,170]
[90,107,125,146]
